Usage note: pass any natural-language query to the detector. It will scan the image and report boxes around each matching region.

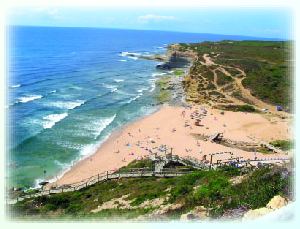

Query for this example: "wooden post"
[98,174,100,182]
[210,154,213,169]
[106,171,108,180]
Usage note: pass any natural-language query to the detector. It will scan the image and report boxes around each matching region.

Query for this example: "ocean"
[7,26,269,188]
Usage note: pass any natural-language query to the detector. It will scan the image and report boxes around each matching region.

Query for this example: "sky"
[8,7,292,39]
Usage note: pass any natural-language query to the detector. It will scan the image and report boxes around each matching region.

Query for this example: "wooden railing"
[8,156,290,204]
[10,168,191,204]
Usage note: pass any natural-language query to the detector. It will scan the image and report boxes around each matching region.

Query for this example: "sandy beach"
[54,104,291,186]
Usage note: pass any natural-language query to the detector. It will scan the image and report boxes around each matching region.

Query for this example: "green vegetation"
[270,140,294,151]
[216,70,233,86]
[258,140,293,154]
[155,76,172,103]
[258,147,273,154]
[174,69,184,76]
[155,90,171,103]
[225,67,242,77]
[217,104,257,113]
[10,159,290,220]
[179,40,293,108]
[118,159,154,172]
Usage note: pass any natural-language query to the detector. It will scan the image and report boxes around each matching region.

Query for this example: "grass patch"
[155,76,172,103]
[174,69,184,76]
[270,140,294,151]
[155,90,171,103]
[218,104,257,113]
[118,159,154,172]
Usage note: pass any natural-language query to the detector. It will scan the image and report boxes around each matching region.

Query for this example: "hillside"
[175,40,293,112]
[9,159,291,221]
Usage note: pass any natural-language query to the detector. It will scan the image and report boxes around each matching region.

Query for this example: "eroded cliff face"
[156,44,197,70]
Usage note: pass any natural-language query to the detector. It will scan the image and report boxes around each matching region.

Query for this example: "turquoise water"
[8,26,268,188]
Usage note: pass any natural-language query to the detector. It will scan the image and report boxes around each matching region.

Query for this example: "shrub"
[270,140,294,151]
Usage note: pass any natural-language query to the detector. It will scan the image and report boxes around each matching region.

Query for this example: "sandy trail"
[53,105,290,186]
[199,53,290,117]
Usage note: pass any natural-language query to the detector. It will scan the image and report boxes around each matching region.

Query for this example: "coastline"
[49,44,292,188]
[44,104,162,187]
[52,103,290,187]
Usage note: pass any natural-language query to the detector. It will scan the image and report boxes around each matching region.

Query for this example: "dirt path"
[199,53,289,117]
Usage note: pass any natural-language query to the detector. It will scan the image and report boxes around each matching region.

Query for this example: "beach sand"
[53,105,291,186]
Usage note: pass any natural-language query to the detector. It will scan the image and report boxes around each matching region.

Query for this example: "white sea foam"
[137,87,148,93]
[11,84,21,88]
[79,129,113,157]
[148,78,157,92]
[50,90,57,93]
[33,115,117,188]
[128,56,138,60]
[118,59,127,62]
[56,141,82,150]
[149,83,156,92]
[102,83,118,92]
[151,72,167,77]
[18,95,43,103]
[114,79,124,83]
[49,100,85,110]
[87,114,116,139]
[33,157,77,188]
[42,113,68,129]
[119,51,141,57]
[127,93,143,104]
[54,160,70,168]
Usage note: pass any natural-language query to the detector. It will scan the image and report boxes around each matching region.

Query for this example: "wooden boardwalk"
[8,155,290,205]
[8,169,190,204]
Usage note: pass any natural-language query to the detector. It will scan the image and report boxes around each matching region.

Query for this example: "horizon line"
[8,24,287,41]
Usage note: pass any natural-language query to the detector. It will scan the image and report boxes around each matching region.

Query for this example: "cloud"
[138,14,176,23]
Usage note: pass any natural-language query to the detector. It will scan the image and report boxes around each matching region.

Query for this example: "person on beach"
[181,110,186,118]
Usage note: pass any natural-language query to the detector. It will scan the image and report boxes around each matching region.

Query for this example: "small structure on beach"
[149,153,208,172]
[209,132,223,142]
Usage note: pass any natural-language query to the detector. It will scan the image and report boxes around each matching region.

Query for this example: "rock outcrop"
[180,206,209,221]
[243,195,288,220]
[156,49,194,70]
